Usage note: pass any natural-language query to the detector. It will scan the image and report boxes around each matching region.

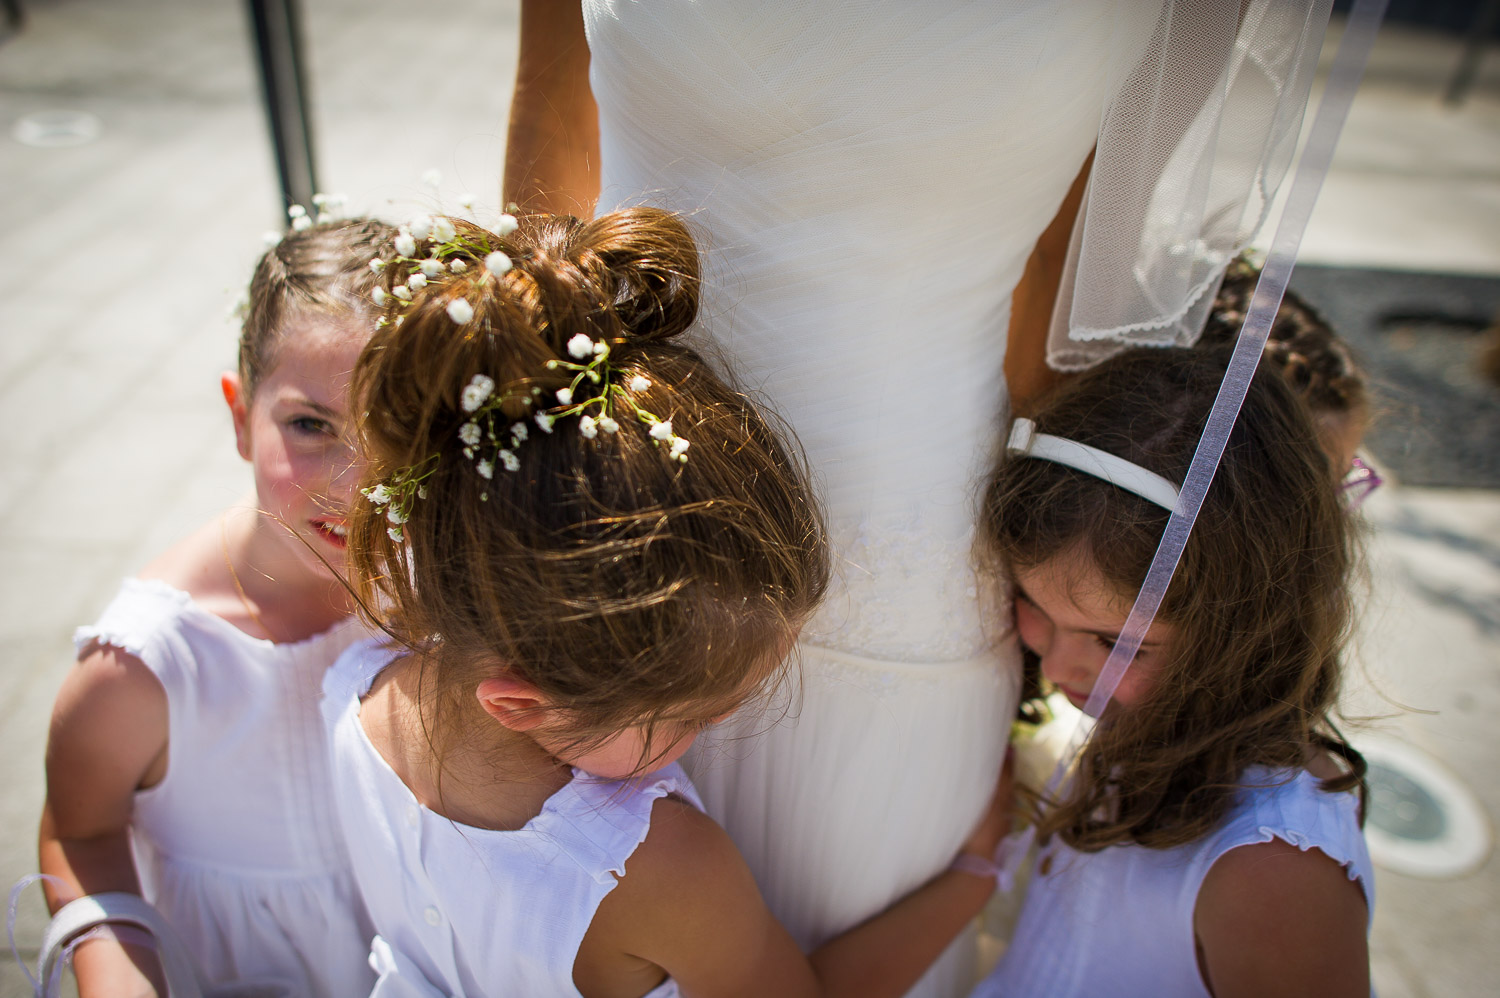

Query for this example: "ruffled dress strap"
[73,577,195,666]
[540,765,706,887]
[1200,766,1375,923]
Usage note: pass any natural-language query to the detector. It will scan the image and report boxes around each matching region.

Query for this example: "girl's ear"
[221,372,251,460]
[476,676,553,731]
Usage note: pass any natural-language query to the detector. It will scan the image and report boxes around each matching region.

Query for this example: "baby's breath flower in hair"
[495,214,519,237]
[369,258,386,274]
[449,259,467,273]
[419,258,444,278]
[291,214,312,232]
[459,192,477,212]
[535,411,555,433]
[629,375,651,393]
[461,374,495,413]
[500,450,520,472]
[484,251,512,276]
[373,287,389,307]
[410,216,433,241]
[432,217,456,243]
[567,334,595,359]
[459,422,481,446]
[393,285,412,302]
[407,273,427,290]
[477,459,494,480]
[556,388,573,405]
[287,204,306,220]
[649,421,674,442]
[394,231,417,258]
[446,298,474,325]
[362,452,438,537]
[599,415,620,434]
[579,415,598,439]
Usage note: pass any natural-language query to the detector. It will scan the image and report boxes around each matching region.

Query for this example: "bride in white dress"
[505,3,1332,994]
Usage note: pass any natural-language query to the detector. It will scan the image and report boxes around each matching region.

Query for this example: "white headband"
[1006,418,1180,512]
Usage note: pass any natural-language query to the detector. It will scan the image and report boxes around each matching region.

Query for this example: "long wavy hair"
[982,346,1364,851]
[348,207,828,775]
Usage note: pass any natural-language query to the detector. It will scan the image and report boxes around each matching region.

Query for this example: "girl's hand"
[958,748,1015,863]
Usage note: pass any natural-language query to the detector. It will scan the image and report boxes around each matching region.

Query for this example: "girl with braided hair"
[324,206,1012,998]
[1203,255,1374,494]
[39,216,398,996]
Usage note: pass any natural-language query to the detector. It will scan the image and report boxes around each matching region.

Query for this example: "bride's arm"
[1004,151,1091,414]
[503,0,599,216]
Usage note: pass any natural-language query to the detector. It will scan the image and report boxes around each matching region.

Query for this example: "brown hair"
[349,207,828,770]
[982,346,1363,851]
[1203,255,1368,463]
[238,218,398,394]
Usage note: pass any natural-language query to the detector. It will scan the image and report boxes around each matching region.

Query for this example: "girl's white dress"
[321,637,697,998]
[974,767,1375,997]
[584,3,1156,992]
[72,577,375,997]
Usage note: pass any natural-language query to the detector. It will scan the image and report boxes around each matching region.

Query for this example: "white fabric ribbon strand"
[1048,0,1390,795]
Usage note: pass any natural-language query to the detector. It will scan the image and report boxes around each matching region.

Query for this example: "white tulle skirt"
[683,643,1018,994]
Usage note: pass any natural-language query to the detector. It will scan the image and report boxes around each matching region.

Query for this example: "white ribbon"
[1047,0,1390,796]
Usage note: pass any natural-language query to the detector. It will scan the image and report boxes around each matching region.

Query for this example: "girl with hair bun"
[326,206,1013,998]
[40,215,396,996]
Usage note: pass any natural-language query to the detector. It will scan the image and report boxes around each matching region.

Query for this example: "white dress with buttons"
[72,578,377,996]
[322,637,696,998]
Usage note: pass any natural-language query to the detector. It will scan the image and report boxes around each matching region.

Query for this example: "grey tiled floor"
[2,3,1497,995]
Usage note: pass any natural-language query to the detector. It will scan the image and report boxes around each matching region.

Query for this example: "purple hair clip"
[1340,455,1382,510]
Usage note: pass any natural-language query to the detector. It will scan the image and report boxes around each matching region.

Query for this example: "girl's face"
[1012,549,1178,714]
[1316,404,1370,481]
[537,628,799,780]
[553,715,727,780]
[224,315,369,577]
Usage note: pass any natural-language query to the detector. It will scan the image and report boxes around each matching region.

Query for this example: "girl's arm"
[38,643,171,998]
[1194,839,1370,998]
[582,764,1012,998]
[503,0,598,217]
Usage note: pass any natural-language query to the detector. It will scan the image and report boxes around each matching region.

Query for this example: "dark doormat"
[1286,264,1500,489]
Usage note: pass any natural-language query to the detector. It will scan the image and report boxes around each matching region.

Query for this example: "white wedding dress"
[585,3,1158,994]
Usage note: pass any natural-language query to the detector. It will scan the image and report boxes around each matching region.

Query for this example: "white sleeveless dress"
[322,638,699,998]
[72,578,376,997]
[585,4,1156,993]
[974,767,1375,996]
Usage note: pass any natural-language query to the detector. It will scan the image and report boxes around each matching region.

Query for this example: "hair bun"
[561,206,701,344]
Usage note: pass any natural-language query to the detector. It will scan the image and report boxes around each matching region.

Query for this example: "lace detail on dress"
[800,509,987,663]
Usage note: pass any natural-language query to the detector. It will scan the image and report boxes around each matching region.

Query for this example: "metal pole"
[1444,0,1500,107]
[246,0,319,215]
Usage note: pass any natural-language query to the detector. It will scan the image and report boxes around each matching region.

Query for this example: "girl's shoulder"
[1191,767,1373,996]
[577,793,785,995]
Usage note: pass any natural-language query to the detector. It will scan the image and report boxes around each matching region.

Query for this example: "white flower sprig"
[361,453,439,543]
[542,336,689,462]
